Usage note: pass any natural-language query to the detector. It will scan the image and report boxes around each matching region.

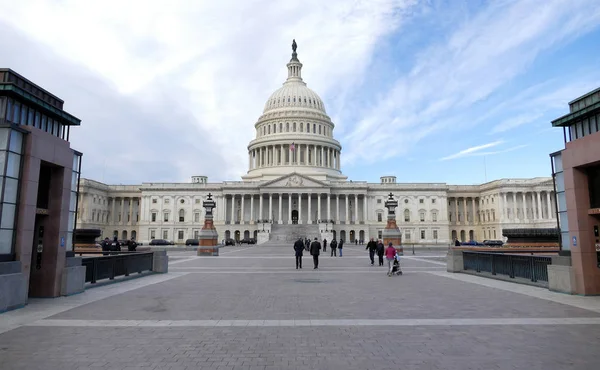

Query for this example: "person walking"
[305,238,310,251]
[366,238,377,266]
[323,238,327,253]
[330,239,337,257]
[338,239,344,257]
[101,237,110,256]
[376,239,385,266]
[293,237,304,269]
[310,237,321,269]
[385,242,397,276]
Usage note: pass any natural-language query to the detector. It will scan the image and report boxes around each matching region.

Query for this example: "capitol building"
[77,44,558,245]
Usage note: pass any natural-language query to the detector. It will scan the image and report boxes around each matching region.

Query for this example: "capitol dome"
[242,41,346,182]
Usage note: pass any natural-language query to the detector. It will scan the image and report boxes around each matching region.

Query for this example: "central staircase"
[261,223,320,245]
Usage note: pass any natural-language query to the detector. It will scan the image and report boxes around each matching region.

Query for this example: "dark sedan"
[240,238,256,244]
[185,239,199,246]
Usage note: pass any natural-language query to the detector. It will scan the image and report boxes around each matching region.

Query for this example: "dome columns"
[248,144,341,171]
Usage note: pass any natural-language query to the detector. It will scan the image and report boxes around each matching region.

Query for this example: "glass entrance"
[292,210,299,224]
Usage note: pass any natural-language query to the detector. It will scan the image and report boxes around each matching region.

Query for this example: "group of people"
[100,236,138,255]
[365,238,402,276]
[293,237,346,269]
[292,236,401,276]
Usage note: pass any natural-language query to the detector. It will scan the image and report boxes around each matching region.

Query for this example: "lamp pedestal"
[382,193,402,247]
[197,194,219,256]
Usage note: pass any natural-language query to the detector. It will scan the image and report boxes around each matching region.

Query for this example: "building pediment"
[262,173,327,188]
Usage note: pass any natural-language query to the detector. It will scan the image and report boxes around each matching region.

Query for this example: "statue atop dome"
[291,39,299,61]
[292,39,297,53]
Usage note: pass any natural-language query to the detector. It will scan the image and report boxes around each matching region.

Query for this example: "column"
[317,194,321,221]
[305,144,309,165]
[240,195,245,224]
[336,195,340,222]
[248,152,252,170]
[307,193,312,223]
[278,193,283,223]
[521,192,526,220]
[120,198,124,225]
[111,197,116,224]
[288,194,293,224]
[463,197,467,223]
[363,195,367,223]
[512,193,517,221]
[320,146,324,166]
[354,194,358,224]
[269,193,273,221]
[279,146,283,166]
[231,194,235,223]
[546,191,552,219]
[259,194,263,221]
[327,194,331,221]
[535,191,542,220]
[345,195,349,223]
[299,193,302,224]
[288,145,292,165]
[129,198,133,225]
[453,198,458,223]
[502,193,507,220]
[250,195,254,223]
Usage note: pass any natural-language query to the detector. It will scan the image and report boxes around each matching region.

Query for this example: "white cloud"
[440,140,504,161]
[0,0,419,181]
[341,0,600,165]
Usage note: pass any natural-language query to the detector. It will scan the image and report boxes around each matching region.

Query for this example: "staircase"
[261,223,320,245]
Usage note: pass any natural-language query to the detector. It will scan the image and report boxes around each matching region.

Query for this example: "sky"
[0,0,599,185]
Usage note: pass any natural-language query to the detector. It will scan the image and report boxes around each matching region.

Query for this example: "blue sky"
[0,0,599,185]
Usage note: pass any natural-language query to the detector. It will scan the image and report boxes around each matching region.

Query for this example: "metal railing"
[463,251,552,285]
[79,251,154,284]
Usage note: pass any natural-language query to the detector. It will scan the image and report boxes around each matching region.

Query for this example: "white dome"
[263,83,326,114]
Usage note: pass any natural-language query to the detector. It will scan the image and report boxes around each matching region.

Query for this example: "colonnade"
[248,144,340,170]
[215,193,367,225]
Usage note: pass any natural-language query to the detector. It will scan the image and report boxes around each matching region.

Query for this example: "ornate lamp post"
[382,192,403,250]
[197,193,219,256]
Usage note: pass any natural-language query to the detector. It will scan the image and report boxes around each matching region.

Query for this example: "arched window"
[313,124,316,133]
[268,126,270,134]
[318,125,321,134]
[293,122,296,132]
[306,124,310,132]
[179,209,185,222]
[300,122,303,131]
[273,123,276,133]
[279,122,282,132]
[404,209,410,222]
[286,122,290,132]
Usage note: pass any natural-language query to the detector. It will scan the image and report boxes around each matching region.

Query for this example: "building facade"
[0,69,82,310]
[76,45,557,245]
[550,86,600,295]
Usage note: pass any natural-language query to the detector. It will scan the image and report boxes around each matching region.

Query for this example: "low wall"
[0,261,27,312]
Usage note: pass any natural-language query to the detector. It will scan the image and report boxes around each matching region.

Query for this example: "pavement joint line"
[426,271,600,314]
[179,271,438,274]
[169,266,444,270]
[25,317,600,327]
[0,272,190,335]
[220,246,257,254]
[401,256,447,266]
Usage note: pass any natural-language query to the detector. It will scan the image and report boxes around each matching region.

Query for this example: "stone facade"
[75,45,558,245]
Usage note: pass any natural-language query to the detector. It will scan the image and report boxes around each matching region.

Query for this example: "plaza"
[1,245,599,369]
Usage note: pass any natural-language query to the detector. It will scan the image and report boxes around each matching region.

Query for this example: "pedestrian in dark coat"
[323,238,327,253]
[338,239,344,257]
[376,240,385,266]
[330,239,338,257]
[310,237,321,269]
[293,238,304,269]
[366,238,377,265]
[101,237,110,256]
[305,238,310,251]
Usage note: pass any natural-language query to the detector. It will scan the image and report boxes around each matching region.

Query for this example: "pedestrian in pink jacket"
[385,242,396,276]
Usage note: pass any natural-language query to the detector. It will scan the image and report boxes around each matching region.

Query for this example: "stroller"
[390,255,402,276]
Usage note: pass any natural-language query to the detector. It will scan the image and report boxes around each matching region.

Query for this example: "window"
[420,230,425,239]
[377,199,382,204]
[493,230,497,239]
[179,209,185,222]
[194,213,200,222]
[195,199,200,204]
[178,230,184,240]
[164,213,169,222]
[404,199,408,204]
[377,213,382,222]
[180,199,185,204]
[405,231,411,240]
[163,230,168,239]
[152,198,157,204]
[404,209,410,222]
[419,199,424,204]
[150,230,155,239]
[118,214,121,222]
[432,212,437,222]
[313,124,316,133]
[165,198,170,204]
[151,213,157,222]
[419,211,425,222]
[432,199,436,204]
[194,230,199,239]
[433,230,438,239]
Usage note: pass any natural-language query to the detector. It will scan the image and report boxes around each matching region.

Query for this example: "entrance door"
[349,230,355,243]
[291,210,299,224]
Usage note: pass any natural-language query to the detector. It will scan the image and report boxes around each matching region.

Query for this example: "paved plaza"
[1,245,600,370]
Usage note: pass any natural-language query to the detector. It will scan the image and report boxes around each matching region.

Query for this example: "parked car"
[185,239,199,246]
[461,240,485,246]
[149,239,170,246]
[224,238,235,246]
[240,238,256,244]
[483,240,504,246]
